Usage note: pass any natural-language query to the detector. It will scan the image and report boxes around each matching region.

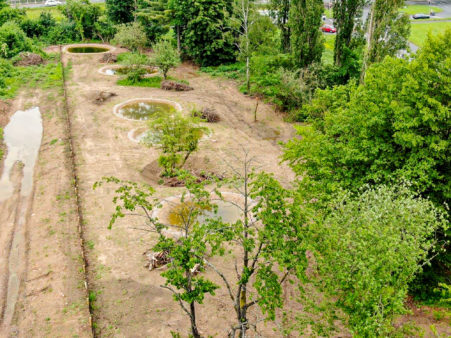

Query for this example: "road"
[11,0,104,8]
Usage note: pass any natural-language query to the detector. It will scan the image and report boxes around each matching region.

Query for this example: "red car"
[321,25,337,33]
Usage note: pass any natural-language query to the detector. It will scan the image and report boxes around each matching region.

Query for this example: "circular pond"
[153,192,250,236]
[128,127,148,143]
[64,44,113,55]
[114,99,182,121]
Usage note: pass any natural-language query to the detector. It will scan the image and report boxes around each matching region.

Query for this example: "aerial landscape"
[0,0,450,336]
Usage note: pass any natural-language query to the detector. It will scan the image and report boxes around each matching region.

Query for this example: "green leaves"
[314,184,448,336]
[151,39,180,79]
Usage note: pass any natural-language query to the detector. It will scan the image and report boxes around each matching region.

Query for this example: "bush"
[0,7,25,26]
[151,39,180,79]
[112,21,147,51]
[119,53,150,82]
[0,21,33,58]
[61,0,102,40]
[46,20,79,44]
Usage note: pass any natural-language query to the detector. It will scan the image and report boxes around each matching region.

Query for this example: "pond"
[168,200,242,228]
[114,100,179,121]
[67,46,110,53]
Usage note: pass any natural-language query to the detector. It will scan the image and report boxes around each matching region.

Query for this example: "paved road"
[12,0,104,8]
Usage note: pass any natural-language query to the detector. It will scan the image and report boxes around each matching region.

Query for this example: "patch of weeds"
[50,138,58,145]
[86,240,95,250]
[117,76,162,88]
[47,226,56,236]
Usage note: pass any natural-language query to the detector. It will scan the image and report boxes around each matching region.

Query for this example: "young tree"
[144,113,206,177]
[105,0,135,24]
[333,0,365,66]
[235,0,253,92]
[315,184,448,336]
[94,174,221,338]
[120,53,150,82]
[151,39,180,79]
[270,0,291,52]
[361,0,410,81]
[112,21,147,51]
[289,0,324,68]
[202,152,308,337]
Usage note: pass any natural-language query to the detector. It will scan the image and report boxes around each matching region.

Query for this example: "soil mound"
[93,91,117,105]
[99,53,117,63]
[161,80,193,92]
[194,107,220,123]
[14,52,44,66]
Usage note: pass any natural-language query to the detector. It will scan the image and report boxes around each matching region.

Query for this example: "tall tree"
[289,0,324,68]
[169,0,236,66]
[136,0,172,42]
[105,0,135,24]
[270,0,290,52]
[235,0,254,92]
[333,0,365,66]
[361,0,410,81]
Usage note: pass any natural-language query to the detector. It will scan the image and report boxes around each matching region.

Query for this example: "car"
[412,13,430,19]
[44,0,62,6]
[321,25,336,33]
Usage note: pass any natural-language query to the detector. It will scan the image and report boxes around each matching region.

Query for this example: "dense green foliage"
[169,0,236,66]
[0,21,33,58]
[315,184,448,336]
[112,21,147,51]
[285,30,451,298]
[61,0,102,40]
[105,0,135,24]
[289,0,324,68]
[119,52,151,82]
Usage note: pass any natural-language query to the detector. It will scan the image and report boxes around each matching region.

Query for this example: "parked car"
[44,0,62,6]
[321,25,337,33]
[412,13,430,19]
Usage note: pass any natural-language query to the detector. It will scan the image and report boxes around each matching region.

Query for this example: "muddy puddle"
[115,100,176,121]
[0,107,42,329]
[0,107,43,201]
[168,200,242,227]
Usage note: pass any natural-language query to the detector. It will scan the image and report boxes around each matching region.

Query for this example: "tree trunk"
[177,25,181,52]
[190,302,201,338]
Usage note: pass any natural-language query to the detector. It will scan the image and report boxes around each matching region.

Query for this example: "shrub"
[112,21,147,51]
[46,20,79,44]
[151,39,180,79]
[0,21,33,58]
[119,53,150,82]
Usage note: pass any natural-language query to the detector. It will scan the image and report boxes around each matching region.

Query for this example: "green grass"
[25,7,65,21]
[25,3,105,21]
[117,76,163,88]
[409,22,451,47]
[399,4,443,15]
[322,34,335,65]
[323,8,332,18]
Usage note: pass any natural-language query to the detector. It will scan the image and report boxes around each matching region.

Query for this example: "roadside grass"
[323,8,332,18]
[25,3,105,21]
[409,22,451,47]
[399,4,443,15]
[26,7,64,21]
[322,33,335,65]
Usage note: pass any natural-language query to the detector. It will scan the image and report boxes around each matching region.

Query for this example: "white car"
[44,0,62,6]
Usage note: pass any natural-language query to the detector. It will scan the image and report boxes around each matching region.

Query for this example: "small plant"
[144,113,207,177]
[119,53,150,83]
[112,21,147,52]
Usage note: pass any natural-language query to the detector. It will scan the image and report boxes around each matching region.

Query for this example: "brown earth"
[0,89,91,337]
[0,45,449,337]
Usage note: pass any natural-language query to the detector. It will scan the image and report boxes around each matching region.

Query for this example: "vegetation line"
[58,45,95,337]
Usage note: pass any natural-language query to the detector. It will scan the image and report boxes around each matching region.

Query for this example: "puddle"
[114,99,182,121]
[68,46,110,53]
[168,200,242,227]
[0,107,43,201]
[99,65,158,77]
[0,107,42,329]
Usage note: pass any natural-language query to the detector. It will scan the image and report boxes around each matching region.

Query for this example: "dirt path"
[0,87,92,337]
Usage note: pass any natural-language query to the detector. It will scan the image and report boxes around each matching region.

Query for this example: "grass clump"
[117,76,163,88]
